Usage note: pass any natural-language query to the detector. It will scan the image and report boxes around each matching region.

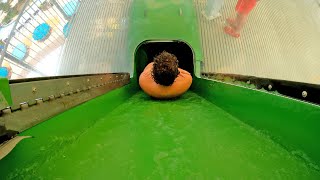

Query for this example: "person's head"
[152,51,179,86]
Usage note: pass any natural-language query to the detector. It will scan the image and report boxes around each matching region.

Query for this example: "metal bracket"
[0,73,130,133]
[9,73,128,110]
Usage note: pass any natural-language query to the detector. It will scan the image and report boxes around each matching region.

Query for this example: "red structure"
[224,0,257,38]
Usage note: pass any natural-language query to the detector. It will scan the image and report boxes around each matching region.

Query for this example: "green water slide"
[1,0,320,179]
[1,80,320,179]
[128,0,203,77]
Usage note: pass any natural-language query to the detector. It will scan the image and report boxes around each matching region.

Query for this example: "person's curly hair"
[152,51,179,86]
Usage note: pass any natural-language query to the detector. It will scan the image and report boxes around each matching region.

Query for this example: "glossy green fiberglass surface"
[1,79,320,179]
[192,78,320,168]
[0,78,12,109]
[128,0,203,76]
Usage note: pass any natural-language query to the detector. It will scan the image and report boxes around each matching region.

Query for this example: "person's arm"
[143,62,154,71]
[178,68,192,77]
[176,68,192,85]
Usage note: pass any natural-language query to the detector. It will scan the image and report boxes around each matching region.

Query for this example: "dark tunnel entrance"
[135,41,195,78]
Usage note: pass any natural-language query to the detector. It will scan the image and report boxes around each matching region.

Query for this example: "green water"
[2,91,320,179]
